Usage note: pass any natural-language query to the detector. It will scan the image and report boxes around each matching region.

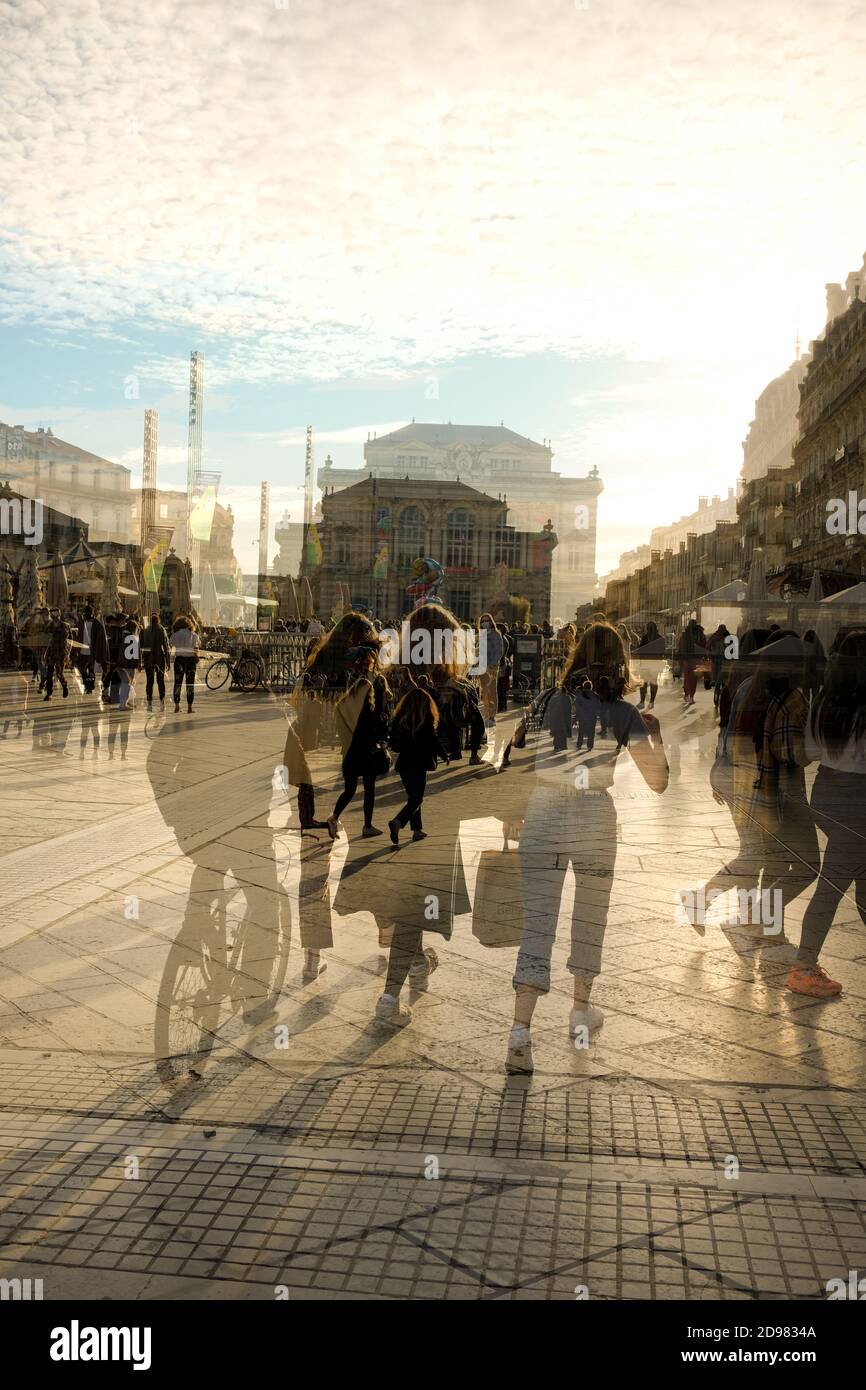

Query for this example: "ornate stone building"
[741,356,809,484]
[302,476,557,622]
[319,422,599,620]
[602,256,866,625]
[792,288,866,577]
[0,423,132,545]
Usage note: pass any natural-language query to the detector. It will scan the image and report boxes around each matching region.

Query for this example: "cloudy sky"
[2,0,866,574]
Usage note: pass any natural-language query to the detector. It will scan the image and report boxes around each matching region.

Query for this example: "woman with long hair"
[387,685,450,843]
[789,629,866,997]
[332,602,473,1022]
[501,620,669,1074]
[327,644,390,840]
[171,614,199,714]
[284,611,380,830]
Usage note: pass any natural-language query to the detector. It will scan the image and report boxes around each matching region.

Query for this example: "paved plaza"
[0,672,864,1301]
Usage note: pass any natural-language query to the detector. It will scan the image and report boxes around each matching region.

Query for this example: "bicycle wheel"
[205,658,231,690]
[235,656,263,691]
[155,922,225,1085]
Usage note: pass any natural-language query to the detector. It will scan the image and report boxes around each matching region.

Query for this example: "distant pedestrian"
[171,616,200,713]
[43,609,71,700]
[141,614,171,709]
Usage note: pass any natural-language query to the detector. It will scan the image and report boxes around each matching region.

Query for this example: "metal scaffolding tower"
[186,351,205,583]
[258,481,270,590]
[303,424,315,528]
[140,408,158,554]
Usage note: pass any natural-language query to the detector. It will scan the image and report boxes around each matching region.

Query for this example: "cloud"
[2,0,865,390]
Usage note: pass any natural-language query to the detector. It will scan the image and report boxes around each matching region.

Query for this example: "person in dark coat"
[387,685,450,843]
[43,609,71,700]
[75,604,109,694]
[140,614,171,708]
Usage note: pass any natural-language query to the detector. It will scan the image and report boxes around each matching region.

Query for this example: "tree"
[17,549,44,626]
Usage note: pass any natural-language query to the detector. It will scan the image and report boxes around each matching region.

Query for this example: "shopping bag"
[471,838,523,947]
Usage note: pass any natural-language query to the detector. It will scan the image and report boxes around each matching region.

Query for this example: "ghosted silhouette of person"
[332,603,480,1025]
[790,628,866,998]
[496,621,669,1075]
[693,631,818,943]
[147,700,294,1081]
[289,611,382,828]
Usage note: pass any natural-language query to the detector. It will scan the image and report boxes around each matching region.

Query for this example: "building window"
[159,503,168,519]
[396,506,424,567]
[493,522,517,567]
[448,585,471,621]
[567,545,582,573]
[334,536,351,565]
[446,508,474,567]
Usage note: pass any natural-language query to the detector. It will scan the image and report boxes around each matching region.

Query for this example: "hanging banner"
[142,525,174,593]
[189,471,221,544]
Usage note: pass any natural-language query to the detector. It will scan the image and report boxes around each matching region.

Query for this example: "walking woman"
[286,612,381,830]
[327,644,390,840]
[680,618,706,706]
[633,620,665,710]
[387,685,450,843]
[789,629,866,998]
[171,615,200,713]
[331,602,475,1023]
[141,614,171,710]
[477,613,504,725]
[501,621,669,1074]
[714,631,819,937]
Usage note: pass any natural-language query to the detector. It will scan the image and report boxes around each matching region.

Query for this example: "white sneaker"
[568,1004,604,1037]
[408,946,439,992]
[506,1025,533,1074]
[375,992,412,1027]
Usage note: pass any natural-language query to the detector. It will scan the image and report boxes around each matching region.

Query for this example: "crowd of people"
[3,596,863,1077]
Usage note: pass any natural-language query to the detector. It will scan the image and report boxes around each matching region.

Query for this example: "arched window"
[446,508,474,567]
[396,506,424,567]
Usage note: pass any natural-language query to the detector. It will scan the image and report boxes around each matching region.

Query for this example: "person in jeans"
[171,615,200,713]
[140,614,171,709]
[789,629,866,998]
[387,685,449,844]
[501,622,669,1075]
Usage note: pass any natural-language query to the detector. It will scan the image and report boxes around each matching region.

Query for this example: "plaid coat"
[730,687,809,835]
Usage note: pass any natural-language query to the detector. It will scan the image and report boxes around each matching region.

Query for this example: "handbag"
[471,835,523,947]
[369,743,392,779]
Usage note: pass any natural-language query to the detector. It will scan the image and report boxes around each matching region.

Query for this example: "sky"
[2,0,866,577]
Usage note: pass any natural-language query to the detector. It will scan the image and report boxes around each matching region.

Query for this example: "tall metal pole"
[187,350,204,585]
[140,408,158,553]
[258,481,270,593]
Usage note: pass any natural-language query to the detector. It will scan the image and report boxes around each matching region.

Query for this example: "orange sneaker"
[786,964,843,998]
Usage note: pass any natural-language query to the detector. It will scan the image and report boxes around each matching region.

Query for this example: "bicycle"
[155,871,291,1084]
[204,650,266,692]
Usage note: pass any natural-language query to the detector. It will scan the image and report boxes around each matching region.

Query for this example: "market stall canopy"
[820,581,866,604]
[698,579,748,604]
[806,569,824,602]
